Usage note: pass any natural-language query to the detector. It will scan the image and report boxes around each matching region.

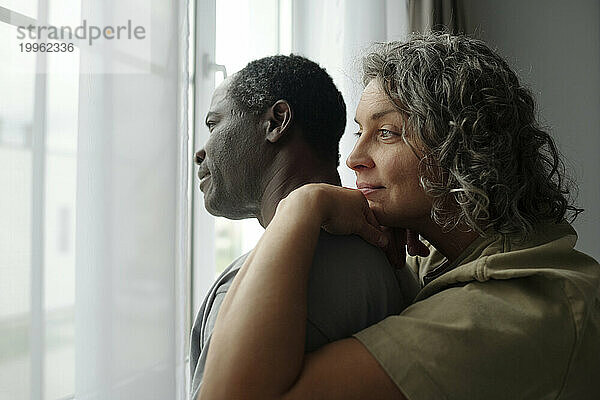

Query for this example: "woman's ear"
[264,100,293,143]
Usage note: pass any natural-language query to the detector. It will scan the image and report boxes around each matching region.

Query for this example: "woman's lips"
[357,183,384,196]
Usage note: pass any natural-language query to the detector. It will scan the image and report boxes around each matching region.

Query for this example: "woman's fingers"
[406,230,430,257]
[381,227,407,268]
[291,185,426,255]
[358,221,388,249]
[364,206,381,229]
[414,240,430,256]
[360,198,389,248]
[311,185,387,248]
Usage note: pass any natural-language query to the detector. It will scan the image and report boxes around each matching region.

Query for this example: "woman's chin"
[369,203,426,229]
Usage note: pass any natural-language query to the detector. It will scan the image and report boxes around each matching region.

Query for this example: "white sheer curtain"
[1,0,189,397]
[291,0,409,187]
[74,0,189,398]
[0,0,191,400]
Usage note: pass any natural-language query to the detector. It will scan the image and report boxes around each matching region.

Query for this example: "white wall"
[463,0,600,260]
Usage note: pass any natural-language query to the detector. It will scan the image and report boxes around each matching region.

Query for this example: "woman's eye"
[378,129,398,139]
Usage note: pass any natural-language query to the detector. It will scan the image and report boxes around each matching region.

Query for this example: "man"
[190,55,419,398]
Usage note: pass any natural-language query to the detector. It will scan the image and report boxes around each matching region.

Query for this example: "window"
[191,0,292,308]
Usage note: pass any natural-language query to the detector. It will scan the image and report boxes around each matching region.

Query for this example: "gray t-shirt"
[189,231,419,398]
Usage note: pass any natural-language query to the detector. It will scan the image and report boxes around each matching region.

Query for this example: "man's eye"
[354,131,363,137]
[206,121,216,131]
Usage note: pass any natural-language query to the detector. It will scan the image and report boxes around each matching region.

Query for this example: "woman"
[198,33,600,400]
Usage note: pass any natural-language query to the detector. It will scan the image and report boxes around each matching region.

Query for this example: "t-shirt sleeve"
[352,279,574,400]
[192,274,238,395]
[202,290,227,347]
[305,233,405,348]
[190,290,227,399]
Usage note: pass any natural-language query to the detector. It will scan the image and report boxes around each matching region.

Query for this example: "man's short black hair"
[228,54,346,165]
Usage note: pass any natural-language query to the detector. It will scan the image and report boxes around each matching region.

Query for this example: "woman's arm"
[197,184,401,400]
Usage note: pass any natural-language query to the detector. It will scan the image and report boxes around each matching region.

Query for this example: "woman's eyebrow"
[370,109,396,120]
[354,109,397,125]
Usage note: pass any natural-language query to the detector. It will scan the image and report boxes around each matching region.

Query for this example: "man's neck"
[258,155,340,227]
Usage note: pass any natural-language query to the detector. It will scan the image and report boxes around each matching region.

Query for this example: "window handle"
[202,53,227,79]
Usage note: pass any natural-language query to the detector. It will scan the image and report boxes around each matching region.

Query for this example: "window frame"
[190,0,217,324]
[0,3,50,399]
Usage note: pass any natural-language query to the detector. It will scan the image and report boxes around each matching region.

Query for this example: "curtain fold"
[408,0,466,34]
[74,0,189,398]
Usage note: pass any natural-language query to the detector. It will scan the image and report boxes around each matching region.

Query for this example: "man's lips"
[199,173,211,184]
[198,169,211,190]
[357,182,385,196]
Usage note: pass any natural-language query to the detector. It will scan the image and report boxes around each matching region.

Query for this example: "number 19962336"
[20,42,75,52]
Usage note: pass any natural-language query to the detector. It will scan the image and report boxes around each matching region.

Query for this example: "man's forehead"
[209,78,232,111]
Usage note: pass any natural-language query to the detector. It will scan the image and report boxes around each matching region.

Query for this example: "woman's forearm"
[198,191,323,400]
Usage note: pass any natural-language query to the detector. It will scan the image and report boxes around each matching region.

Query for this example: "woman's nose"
[195,149,206,165]
[346,139,374,171]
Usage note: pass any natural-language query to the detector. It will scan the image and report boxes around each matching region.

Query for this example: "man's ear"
[264,100,292,143]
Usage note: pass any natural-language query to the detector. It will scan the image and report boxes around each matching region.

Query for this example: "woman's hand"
[381,228,430,269]
[281,184,430,268]
[281,183,389,249]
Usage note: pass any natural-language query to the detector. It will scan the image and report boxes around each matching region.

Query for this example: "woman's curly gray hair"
[362,32,582,238]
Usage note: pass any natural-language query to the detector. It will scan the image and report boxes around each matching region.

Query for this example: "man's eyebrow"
[205,111,219,126]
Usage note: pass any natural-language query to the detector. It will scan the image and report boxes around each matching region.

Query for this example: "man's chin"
[204,198,255,220]
[203,196,223,217]
[204,196,234,218]
[201,184,223,216]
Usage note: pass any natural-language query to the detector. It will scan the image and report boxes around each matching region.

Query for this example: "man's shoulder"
[311,231,396,282]
[227,251,251,271]
[211,252,250,292]
[214,251,249,280]
[315,231,388,262]
[195,251,250,326]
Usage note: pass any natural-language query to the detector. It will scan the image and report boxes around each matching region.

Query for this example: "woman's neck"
[418,223,481,263]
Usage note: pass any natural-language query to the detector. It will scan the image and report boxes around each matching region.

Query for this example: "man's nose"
[195,149,206,165]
